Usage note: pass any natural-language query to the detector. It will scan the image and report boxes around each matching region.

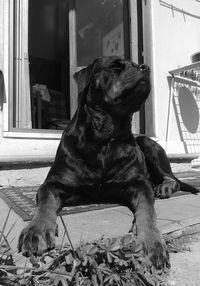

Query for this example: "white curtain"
[14,0,32,129]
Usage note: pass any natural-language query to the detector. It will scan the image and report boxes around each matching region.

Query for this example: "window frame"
[4,0,66,138]
[3,0,147,139]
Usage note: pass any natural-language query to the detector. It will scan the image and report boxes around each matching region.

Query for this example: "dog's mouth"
[115,68,150,112]
[133,73,150,93]
[123,65,150,89]
[106,68,150,110]
[119,67,150,96]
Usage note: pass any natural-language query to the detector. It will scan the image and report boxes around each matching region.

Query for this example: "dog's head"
[74,56,151,116]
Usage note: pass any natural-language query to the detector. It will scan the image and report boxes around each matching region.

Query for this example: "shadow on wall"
[159,0,200,20]
[0,71,6,111]
[178,86,199,133]
[172,77,200,153]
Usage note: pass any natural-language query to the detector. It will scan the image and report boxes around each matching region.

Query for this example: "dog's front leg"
[18,183,62,257]
[127,181,170,270]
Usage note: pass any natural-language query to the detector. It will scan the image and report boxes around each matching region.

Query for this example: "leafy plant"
[0,213,172,286]
[0,234,168,286]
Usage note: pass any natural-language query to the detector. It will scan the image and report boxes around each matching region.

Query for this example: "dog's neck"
[82,104,132,141]
[62,104,133,163]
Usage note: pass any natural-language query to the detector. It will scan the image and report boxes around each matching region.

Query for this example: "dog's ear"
[73,58,100,94]
[73,65,93,107]
[73,58,100,106]
[73,65,93,94]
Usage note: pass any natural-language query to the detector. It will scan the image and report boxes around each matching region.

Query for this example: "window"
[11,0,134,132]
[76,0,127,66]
[69,0,131,116]
[13,0,70,130]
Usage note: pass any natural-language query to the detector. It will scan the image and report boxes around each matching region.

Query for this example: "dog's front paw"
[138,229,170,270]
[18,218,58,257]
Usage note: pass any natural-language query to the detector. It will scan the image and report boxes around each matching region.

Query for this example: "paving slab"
[168,233,200,286]
[1,193,200,252]
[0,165,199,269]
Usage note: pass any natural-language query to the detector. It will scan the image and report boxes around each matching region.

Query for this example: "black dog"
[18,56,198,270]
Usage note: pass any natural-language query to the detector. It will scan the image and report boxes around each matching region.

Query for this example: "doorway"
[69,0,131,116]
[12,0,137,131]
[28,0,70,129]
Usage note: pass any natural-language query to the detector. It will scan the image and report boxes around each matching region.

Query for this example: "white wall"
[149,0,200,153]
[0,135,59,160]
[0,0,61,161]
[1,0,200,161]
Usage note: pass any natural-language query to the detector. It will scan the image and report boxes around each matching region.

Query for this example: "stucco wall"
[0,0,61,160]
[1,0,200,160]
[149,0,200,153]
[0,0,8,138]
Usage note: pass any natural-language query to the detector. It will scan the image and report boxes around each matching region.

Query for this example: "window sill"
[3,130,63,140]
[0,155,54,166]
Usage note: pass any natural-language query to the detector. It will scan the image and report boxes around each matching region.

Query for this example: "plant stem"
[59,215,77,258]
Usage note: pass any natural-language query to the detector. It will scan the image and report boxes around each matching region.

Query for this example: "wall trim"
[3,131,62,139]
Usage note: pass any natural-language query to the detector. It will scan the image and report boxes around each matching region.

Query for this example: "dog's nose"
[139,64,150,71]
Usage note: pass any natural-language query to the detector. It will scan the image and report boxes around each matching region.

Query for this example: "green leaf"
[109,239,121,252]
[75,272,80,286]
[82,256,88,266]
[134,243,143,254]
[106,252,113,263]
[104,273,121,284]
[53,275,69,286]
[114,257,128,267]
[65,253,74,265]
[96,267,103,284]
[98,264,112,275]
[88,245,98,255]
[91,274,99,286]
[121,234,133,246]
[19,278,27,285]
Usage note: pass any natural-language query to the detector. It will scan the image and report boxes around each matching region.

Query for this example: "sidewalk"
[0,163,199,265]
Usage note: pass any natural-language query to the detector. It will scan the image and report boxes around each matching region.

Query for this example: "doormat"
[0,186,118,221]
[0,170,199,221]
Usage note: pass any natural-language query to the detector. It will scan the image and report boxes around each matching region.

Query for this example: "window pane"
[28,0,70,130]
[76,0,125,66]
[13,0,70,130]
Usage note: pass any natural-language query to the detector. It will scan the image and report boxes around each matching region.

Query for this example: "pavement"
[0,162,200,269]
[168,233,200,285]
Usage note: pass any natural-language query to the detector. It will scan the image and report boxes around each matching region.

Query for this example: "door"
[69,0,131,117]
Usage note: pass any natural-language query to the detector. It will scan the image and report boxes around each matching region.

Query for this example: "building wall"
[0,0,200,162]
[0,0,61,161]
[149,0,200,153]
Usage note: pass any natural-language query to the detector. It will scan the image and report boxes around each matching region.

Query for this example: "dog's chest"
[48,137,147,188]
[99,139,147,178]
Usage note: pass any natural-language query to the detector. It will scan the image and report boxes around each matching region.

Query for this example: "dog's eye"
[96,70,113,89]
[102,71,112,84]
[110,62,125,73]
